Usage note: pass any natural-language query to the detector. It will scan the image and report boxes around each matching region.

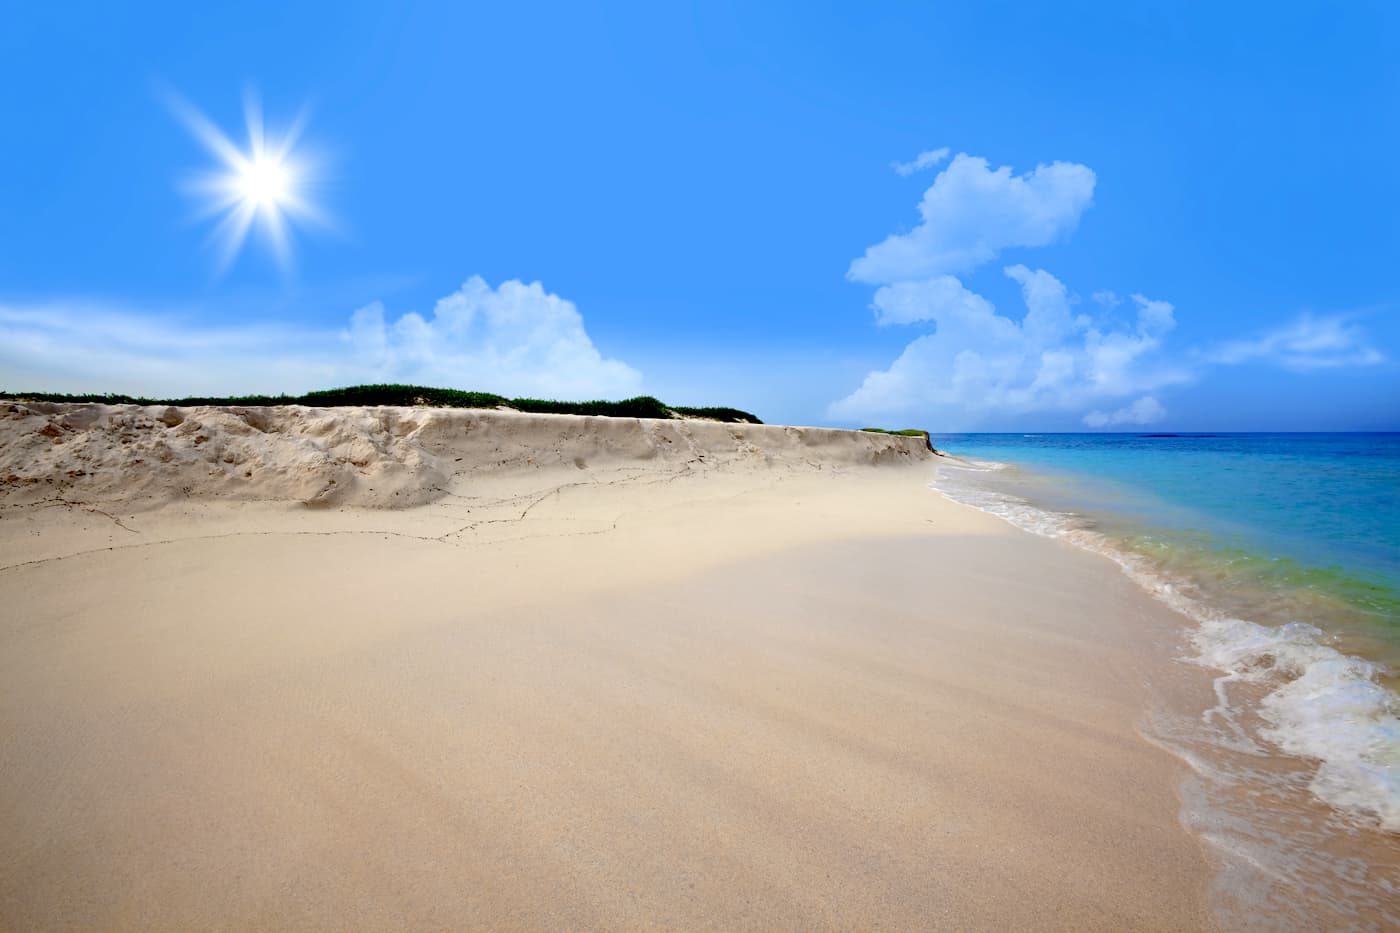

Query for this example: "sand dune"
[0,405,1218,930]
[1,402,929,510]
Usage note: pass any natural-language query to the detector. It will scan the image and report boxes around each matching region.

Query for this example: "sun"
[165,88,328,273]
[238,155,292,208]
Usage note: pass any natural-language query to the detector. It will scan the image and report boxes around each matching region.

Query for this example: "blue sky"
[2,1,1396,430]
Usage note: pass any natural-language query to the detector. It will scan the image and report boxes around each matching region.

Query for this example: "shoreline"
[930,447,1400,927]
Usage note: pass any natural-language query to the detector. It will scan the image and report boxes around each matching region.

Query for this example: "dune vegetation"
[860,426,936,452]
[0,384,763,425]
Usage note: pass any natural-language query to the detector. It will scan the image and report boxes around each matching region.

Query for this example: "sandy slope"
[0,405,1216,930]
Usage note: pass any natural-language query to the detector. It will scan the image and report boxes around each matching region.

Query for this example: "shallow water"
[929,432,1400,926]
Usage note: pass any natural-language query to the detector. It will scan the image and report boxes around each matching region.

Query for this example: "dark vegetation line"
[1,383,763,425]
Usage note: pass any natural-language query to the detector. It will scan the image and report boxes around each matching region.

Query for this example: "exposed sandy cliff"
[0,402,931,510]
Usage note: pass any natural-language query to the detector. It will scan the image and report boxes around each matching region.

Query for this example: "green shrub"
[300,385,508,409]
[508,395,673,420]
[672,405,762,423]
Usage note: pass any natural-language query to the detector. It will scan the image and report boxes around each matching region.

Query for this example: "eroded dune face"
[0,402,930,510]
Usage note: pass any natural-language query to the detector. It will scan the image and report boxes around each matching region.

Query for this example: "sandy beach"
[0,403,1220,929]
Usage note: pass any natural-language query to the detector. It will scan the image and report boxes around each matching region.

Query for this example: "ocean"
[929,432,1400,924]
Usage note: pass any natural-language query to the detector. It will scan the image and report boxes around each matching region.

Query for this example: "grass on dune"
[0,384,764,425]
[860,426,936,452]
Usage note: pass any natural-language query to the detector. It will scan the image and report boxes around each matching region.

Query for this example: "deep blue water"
[933,433,1400,630]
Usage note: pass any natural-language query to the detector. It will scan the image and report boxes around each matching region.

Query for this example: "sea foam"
[1194,617,1400,830]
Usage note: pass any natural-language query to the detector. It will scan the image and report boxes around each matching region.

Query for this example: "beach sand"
[0,403,1218,929]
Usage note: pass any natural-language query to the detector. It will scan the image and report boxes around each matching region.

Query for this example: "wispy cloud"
[891,147,950,176]
[0,302,336,395]
[849,153,1096,284]
[1203,313,1384,371]
[1084,396,1166,427]
[0,277,641,399]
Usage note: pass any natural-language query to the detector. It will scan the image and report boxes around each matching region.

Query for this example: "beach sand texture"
[0,403,1218,930]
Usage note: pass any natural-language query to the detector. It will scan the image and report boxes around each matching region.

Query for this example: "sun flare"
[166,89,327,273]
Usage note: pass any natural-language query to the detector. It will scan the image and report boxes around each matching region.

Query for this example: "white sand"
[0,404,1217,929]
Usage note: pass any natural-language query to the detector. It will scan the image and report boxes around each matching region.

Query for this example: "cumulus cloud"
[867,274,999,327]
[828,266,1189,425]
[848,153,1096,285]
[1203,313,1384,371]
[891,147,950,176]
[1084,395,1167,427]
[831,149,1393,429]
[344,277,641,398]
[0,277,642,399]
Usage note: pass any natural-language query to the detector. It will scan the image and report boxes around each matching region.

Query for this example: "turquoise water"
[929,432,1400,843]
[935,433,1400,637]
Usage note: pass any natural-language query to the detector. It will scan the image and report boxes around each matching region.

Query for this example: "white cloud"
[848,153,1096,285]
[1204,314,1385,371]
[1005,264,1085,345]
[832,149,1391,429]
[345,277,641,398]
[0,277,642,399]
[829,266,1189,426]
[1132,293,1176,335]
[867,274,1001,327]
[891,147,950,176]
[1084,395,1167,428]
